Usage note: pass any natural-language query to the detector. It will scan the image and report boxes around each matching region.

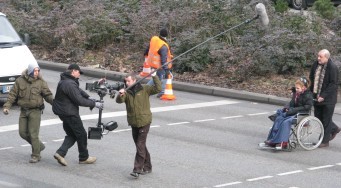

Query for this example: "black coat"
[309,59,338,105]
[52,72,95,116]
[286,89,313,116]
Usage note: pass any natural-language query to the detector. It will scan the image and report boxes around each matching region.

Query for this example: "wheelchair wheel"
[296,116,324,150]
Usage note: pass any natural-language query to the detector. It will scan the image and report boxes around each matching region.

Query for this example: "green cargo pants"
[19,108,44,158]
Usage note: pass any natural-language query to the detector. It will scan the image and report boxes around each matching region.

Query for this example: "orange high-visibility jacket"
[147,36,172,69]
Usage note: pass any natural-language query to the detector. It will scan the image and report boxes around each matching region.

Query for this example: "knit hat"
[28,62,40,77]
[159,28,168,38]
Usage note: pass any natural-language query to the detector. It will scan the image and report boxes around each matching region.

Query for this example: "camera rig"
[85,78,124,139]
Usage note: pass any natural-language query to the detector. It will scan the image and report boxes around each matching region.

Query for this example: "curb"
[37,60,291,106]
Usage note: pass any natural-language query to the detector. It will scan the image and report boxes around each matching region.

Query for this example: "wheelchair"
[287,113,324,151]
[259,113,324,151]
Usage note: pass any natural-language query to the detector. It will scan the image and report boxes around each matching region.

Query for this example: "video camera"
[85,78,125,139]
[85,78,125,97]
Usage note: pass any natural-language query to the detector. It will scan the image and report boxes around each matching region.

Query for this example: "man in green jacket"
[116,72,161,178]
[3,62,53,163]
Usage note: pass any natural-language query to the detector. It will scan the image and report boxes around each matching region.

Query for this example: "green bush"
[282,15,308,34]
[80,17,123,50]
[173,39,212,73]
[313,0,336,19]
[274,0,289,13]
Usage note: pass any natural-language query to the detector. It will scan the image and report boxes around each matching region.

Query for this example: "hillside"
[1,0,340,98]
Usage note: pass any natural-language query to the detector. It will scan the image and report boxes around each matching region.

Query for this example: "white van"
[0,12,37,100]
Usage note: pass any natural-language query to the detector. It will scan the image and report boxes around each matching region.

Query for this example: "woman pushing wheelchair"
[263,77,313,149]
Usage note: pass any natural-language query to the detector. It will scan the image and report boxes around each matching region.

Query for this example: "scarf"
[313,62,327,96]
[295,89,306,104]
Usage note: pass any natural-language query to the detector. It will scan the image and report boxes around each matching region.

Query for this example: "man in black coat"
[52,64,103,166]
[309,49,340,148]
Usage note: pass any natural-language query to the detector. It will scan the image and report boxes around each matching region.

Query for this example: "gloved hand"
[3,108,9,115]
[109,90,116,99]
[95,102,104,110]
[88,97,97,102]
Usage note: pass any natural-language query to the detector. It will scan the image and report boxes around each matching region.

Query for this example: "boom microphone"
[255,3,269,27]
[128,3,270,90]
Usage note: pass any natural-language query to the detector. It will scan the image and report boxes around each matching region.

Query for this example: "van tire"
[290,0,307,10]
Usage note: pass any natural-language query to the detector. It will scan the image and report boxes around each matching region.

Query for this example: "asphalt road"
[0,68,341,188]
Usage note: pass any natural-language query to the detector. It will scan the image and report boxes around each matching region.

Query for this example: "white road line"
[221,115,243,119]
[0,147,14,150]
[214,181,242,187]
[0,180,21,187]
[0,100,239,133]
[52,139,64,142]
[20,144,30,147]
[277,170,303,176]
[248,112,269,116]
[194,119,215,122]
[167,122,190,126]
[308,165,334,170]
[246,176,273,182]
[337,163,341,166]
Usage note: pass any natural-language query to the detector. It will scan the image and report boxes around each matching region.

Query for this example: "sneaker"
[140,169,152,175]
[79,156,96,164]
[275,142,288,150]
[130,172,140,178]
[156,93,163,98]
[29,156,41,163]
[54,153,68,166]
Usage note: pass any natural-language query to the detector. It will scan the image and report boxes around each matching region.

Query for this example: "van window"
[0,16,22,43]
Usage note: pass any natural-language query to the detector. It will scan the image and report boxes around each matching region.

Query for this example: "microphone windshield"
[255,3,269,27]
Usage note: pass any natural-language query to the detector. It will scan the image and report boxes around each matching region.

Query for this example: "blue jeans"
[147,69,172,96]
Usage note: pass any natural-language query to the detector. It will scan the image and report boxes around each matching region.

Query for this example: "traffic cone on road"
[160,74,176,100]
[139,57,151,77]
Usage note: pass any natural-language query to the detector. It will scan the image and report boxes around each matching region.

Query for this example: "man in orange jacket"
[144,28,173,98]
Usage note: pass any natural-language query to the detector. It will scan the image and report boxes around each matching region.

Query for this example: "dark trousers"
[314,104,339,143]
[56,115,89,161]
[132,124,152,173]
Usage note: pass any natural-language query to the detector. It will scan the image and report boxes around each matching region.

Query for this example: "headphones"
[300,77,308,87]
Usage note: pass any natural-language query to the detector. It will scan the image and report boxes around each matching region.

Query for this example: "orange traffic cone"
[140,57,151,77]
[160,74,176,100]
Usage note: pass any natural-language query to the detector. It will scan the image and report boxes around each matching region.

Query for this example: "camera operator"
[52,64,103,166]
[116,72,161,178]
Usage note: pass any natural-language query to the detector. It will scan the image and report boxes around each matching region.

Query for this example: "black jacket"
[286,89,313,116]
[52,72,95,116]
[309,59,338,105]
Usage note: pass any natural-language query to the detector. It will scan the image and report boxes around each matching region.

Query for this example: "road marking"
[246,176,273,181]
[277,170,303,176]
[337,163,341,166]
[214,181,242,187]
[52,139,64,142]
[0,147,14,150]
[20,144,30,147]
[0,100,239,133]
[248,112,269,116]
[194,119,215,122]
[0,180,21,187]
[167,122,190,126]
[221,115,243,119]
[308,165,334,170]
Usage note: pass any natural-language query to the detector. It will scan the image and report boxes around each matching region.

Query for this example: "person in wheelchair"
[264,77,313,149]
